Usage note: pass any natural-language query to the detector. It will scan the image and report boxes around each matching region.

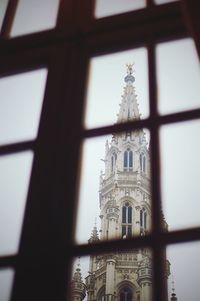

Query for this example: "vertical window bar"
[0,0,19,37]
[147,0,155,7]
[148,43,166,301]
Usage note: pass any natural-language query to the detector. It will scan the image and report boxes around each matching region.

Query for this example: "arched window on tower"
[122,202,132,238]
[140,207,147,231]
[97,286,106,301]
[124,148,133,171]
[120,287,132,301]
[111,152,117,173]
[140,152,146,173]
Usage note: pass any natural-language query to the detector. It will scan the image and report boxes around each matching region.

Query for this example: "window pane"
[144,212,147,229]
[154,0,178,4]
[0,0,8,31]
[157,39,200,115]
[75,130,151,244]
[122,206,127,223]
[127,225,132,237]
[95,0,146,19]
[124,151,128,168]
[129,150,133,168]
[71,250,152,300]
[0,69,47,145]
[167,242,200,301]
[0,269,14,301]
[0,151,33,255]
[122,225,126,238]
[10,0,60,37]
[160,120,200,230]
[140,209,143,226]
[128,207,132,223]
[85,48,149,129]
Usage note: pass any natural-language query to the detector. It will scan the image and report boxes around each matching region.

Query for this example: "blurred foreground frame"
[0,1,199,301]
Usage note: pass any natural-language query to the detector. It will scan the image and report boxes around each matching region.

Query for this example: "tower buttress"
[105,256,116,299]
[137,254,152,301]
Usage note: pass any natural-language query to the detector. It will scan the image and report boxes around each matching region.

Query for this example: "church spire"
[117,63,140,123]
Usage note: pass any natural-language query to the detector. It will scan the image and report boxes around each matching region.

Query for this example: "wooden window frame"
[0,1,199,301]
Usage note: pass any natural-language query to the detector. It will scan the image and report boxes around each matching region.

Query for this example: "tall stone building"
[72,65,172,301]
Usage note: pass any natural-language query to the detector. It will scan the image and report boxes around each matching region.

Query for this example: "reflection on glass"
[157,38,200,115]
[160,120,200,230]
[95,0,146,18]
[167,242,200,301]
[85,48,149,129]
[0,0,8,31]
[0,269,14,301]
[154,0,178,4]
[10,0,60,37]
[0,151,33,255]
[0,69,47,145]
[76,127,151,244]
[71,250,153,301]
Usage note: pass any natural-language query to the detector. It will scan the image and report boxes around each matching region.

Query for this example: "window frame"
[0,1,199,301]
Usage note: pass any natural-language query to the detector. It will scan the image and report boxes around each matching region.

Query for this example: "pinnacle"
[117,65,140,123]
[88,223,100,243]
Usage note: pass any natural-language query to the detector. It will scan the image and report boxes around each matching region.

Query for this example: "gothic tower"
[85,65,153,301]
[70,65,173,301]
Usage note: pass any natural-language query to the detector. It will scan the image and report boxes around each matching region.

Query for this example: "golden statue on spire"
[126,63,134,75]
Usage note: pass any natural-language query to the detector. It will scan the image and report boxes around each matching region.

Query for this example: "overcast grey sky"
[0,1,200,301]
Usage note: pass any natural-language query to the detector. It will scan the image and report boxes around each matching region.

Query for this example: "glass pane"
[71,250,152,300]
[76,129,151,244]
[0,151,33,255]
[85,48,149,129]
[0,69,47,145]
[0,0,8,31]
[160,120,200,230]
[167,242,200,301]
[95,0,146,19]
[154,0,178,4]
[0,269,14,301]
[10,0,60,37]
[157,38,200,115]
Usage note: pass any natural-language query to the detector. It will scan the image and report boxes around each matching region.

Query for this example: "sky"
[95,0,178,19]
[0,1,200,301]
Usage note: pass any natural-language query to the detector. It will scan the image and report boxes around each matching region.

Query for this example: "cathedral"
[71,65,176,301]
